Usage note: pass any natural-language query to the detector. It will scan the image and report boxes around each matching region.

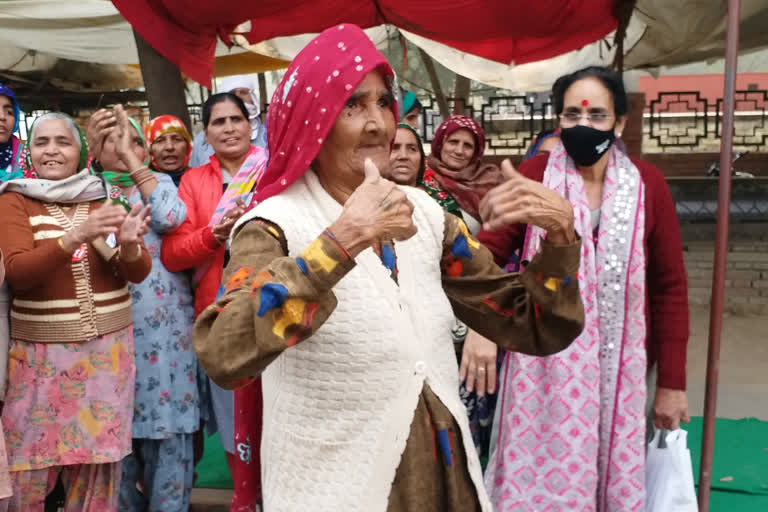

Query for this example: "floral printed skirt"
[0,426,10,499]
[2,326,136,471]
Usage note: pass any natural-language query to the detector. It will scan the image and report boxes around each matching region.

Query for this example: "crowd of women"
[0,22,690,512]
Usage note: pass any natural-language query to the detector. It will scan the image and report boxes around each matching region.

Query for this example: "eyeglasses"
[559,111,613,128]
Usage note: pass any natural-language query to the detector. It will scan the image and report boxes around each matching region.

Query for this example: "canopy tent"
[234,0,768,92]
[0,0,289,92]
[110,0,622,88]
[2,1,767,94]
[109,0,768,91]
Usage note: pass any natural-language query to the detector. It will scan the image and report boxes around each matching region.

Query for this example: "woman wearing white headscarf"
[189,75,268,168]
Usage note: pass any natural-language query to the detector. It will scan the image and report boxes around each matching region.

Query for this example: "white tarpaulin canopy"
[0,0,767,92]
[0,0,250,85]
[226,0,768,92]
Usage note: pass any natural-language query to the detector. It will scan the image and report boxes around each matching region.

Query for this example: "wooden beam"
[133,30,192,131]
[418,48,449,119]
[453,74,471,115]
[257,72,268,120]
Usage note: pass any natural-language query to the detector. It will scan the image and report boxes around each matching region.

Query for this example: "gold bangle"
[129,165,149,176]
[57,236,74,254]
[119,244,142,263]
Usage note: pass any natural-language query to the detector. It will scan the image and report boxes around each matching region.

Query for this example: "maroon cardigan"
[477,154,690,390]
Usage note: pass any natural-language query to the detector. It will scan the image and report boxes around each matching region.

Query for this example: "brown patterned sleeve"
[441,212,585,356]
[193,219,355,389]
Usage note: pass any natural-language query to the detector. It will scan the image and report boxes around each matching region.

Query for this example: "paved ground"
[190,488,233,512]
[190,305,767,509]
[686,306,768,421]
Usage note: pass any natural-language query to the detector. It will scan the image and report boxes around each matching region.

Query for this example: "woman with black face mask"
[478,66,690,512]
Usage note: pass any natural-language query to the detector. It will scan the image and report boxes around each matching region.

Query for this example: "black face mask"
[560,125,616,166]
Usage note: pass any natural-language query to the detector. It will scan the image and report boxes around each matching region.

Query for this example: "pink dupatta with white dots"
[485,142,648,512]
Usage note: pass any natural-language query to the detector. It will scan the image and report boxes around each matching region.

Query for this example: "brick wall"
[644,152,768,178]
[682,226,768,314]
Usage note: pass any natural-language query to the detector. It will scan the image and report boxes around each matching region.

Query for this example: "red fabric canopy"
[111,0,619,88]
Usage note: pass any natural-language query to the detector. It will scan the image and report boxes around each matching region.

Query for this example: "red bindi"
[581,99,589,107]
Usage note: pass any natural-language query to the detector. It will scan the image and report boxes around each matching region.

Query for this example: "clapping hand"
[212,197,248,245]
[118,202,152,245]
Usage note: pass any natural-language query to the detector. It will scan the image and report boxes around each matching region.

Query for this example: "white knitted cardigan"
[235,170,491,511]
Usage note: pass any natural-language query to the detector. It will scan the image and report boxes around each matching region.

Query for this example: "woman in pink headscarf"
[194,23,584,512]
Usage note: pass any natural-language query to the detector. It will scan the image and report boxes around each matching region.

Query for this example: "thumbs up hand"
[327,159,418,258]
[480,159,576,245]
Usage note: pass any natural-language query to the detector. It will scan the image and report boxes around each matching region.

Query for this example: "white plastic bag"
[646,428,699,512]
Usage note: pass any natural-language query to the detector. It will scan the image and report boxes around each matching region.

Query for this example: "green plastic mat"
[195,433,233,489]
[194,416,768,512]
[683,417,768,496]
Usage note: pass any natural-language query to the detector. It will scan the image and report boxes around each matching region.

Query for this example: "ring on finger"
[477,367,486,374]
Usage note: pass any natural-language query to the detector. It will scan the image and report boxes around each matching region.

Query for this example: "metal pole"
[698,0,740,510]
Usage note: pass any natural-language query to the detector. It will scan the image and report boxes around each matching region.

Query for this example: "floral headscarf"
[145,114,193,170]
[424,115,502,221]
[0,83,24,180]
[252,23,397,204]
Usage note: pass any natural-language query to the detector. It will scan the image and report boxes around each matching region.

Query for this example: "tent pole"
[453,75,471,115]
[258,73,268,121]
[418,48,450,119]
[133,30,192,132]
[697,0,740,510]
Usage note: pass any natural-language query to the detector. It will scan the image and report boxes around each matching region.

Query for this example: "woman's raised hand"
[480,160,576,245]
[85,108,117,162]
[329,159,417,257]
[112,105,146,171]
[118,202,152,245]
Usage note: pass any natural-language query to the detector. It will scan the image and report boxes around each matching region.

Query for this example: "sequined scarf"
[485,142,648,511]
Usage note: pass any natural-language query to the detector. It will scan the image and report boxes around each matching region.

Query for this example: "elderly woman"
[194,24,584,512]
[480,66,690,511]
[421,115,503,235]
[385,123,425,186]
[145,115,194,186]
[161,92,268,510]
[87,106,201,511]
[189,75,267,168]
[0,113,151,511]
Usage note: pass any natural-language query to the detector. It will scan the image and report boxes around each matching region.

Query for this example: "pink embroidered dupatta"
[485,143,648,511]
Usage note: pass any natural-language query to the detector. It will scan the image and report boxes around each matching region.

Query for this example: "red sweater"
[161,161,226,317]
[477,154,690,390]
